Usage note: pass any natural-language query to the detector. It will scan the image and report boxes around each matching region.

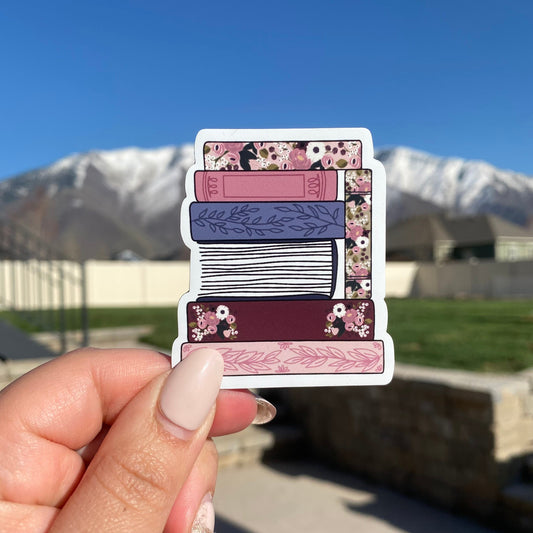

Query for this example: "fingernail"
[159,348,224,438]
[252,395,277,425]
[192,492,215,533]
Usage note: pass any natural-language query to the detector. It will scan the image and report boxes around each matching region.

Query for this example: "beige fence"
[0,259,532,310]
[0,261,190,310]
[411,259,533,298]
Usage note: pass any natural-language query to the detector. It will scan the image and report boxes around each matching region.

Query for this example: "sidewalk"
[214,460,496,533]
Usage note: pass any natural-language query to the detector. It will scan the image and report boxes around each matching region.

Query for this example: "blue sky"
[0,0,532,179]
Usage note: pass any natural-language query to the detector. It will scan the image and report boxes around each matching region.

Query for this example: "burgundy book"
[187,300,374,343]
[194,170,338,202]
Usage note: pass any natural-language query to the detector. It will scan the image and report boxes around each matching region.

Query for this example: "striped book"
[195,241,338,300]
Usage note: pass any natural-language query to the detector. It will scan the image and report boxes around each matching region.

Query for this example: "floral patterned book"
[185,300,375,342]
[172,128,394,388]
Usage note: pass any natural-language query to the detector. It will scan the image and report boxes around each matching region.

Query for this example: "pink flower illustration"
[280,160,294,170]
[225,152,240,165]
[345,322,355,331]
[349,155,360,167]
[343,309,357,323]
[205,311,219,326]
[211,143,226,156]
[249,159,263,170]
[351,264,369,276]
[289,149,312,169]
[361,203,369,211]
[227,315,235,324]
[346,224,364,240]
[207,325,217,334]
[197,317,207,329]
[327,312,336,322]
[321,154,334,167]
[225,142,244,154]
[355,315,364,326]
[223,329,232,338]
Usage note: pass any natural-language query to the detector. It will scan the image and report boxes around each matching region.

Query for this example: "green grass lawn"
[2,299,533,372]
[386,299,533,372]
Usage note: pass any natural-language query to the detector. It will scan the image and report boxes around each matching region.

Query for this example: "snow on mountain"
[0,143,531,260]
[0,145,194,260]
[376,147,533,225]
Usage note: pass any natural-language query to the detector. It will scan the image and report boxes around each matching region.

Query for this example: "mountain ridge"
[0,144,531,260]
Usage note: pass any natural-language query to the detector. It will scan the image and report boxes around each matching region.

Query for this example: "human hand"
[0,347,273,532]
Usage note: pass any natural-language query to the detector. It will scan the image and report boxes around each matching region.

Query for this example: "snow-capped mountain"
[378,147,533,226]
[0,144,531,260]
[0,145,194,260]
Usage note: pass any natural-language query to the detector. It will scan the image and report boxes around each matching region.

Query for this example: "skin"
[0,347,258,532]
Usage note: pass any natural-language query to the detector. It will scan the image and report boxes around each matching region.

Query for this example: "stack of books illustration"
[173,129,394,388]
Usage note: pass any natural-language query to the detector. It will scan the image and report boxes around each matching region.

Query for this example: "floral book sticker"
[172,128,394,389]
[325,302,372,338]
[189,304,238,341]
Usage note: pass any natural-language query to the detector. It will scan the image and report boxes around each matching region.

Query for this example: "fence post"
[80,262,89,347]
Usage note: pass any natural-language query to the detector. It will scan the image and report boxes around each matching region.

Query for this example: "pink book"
[194,170,338,202]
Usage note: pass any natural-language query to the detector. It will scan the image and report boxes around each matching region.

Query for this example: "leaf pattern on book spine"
[191,203,343,238]
[191,342,384,375]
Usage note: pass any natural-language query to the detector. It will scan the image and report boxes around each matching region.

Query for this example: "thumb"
[50,348,224,533]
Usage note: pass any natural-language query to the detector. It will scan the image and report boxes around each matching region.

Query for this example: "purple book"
[190,202,345,241]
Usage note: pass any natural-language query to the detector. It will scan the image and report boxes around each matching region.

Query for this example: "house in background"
[386,214,533,263]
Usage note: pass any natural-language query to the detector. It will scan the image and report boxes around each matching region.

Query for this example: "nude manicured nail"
[192,493,215,533]
[252,395,277,425]
[159,348,224,436]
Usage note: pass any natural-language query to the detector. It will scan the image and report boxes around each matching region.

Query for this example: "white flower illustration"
[216,305,230,320]
[306,142,326,162]
[356,236,369,249]
[333,303,346,318]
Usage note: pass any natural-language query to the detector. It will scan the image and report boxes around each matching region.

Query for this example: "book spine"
[187,300,374,342]
[181,340,384,375]
[196,241,337,300]
[194,170,338,202]
[345,170,373,299]
[190,202,345,241]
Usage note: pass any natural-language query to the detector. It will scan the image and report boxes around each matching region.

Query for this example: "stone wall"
[283,364,533,528]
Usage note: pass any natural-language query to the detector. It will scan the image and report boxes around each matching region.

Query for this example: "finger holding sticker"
[0,347,271,532]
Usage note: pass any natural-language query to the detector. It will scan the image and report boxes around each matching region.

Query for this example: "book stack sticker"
[172,128,394,388]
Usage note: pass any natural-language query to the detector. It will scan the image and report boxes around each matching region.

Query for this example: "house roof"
[387,213,533,251]
[387,215,451,251]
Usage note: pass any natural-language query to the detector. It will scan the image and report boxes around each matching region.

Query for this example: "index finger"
[0,347,257,507]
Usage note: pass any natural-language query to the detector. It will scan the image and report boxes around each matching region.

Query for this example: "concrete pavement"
[214,460,497,533]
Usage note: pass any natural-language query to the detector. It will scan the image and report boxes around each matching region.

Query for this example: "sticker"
[172,128,394,388]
